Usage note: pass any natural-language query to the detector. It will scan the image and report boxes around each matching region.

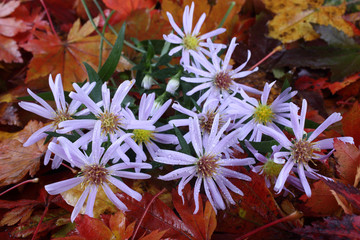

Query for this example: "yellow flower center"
[263,159,283,177]
[98,111,121,135]
[183,34,199,50]
[213,71,232,90]
[53,110,72,129]
[196,154,219,177]
[132,129,154,144]
[253,104,274,124]
[82,164,109,186]
[291,139,316,164]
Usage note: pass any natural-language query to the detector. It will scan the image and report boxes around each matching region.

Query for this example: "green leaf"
[173,125,191,155]
[84,62,102,103]
[98,24,126,82]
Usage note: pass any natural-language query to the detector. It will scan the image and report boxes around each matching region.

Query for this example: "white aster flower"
[45,121,151,222]
[18,74,95,168]
[155,114,254,213]
[121,93,178,161]
[163,2,226,65]
[228,81,297,142]
[258,99,354,197]
[58,80,150,163]
[182,37,261,105]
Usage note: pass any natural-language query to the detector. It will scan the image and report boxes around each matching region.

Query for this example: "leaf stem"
[235,211,303,240]
[98,11,115,70]
[92,0,147,54]
[218,1,236,29]
[248,45,283,71]
[0,178,39,197]
[31,194,52,240]
[40,0,58,39]
[81,0,114,47]
[131,188,166,240]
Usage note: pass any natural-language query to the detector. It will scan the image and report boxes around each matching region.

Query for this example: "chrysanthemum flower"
[258,99,354,197]
[181,38,261,105]
[155,114,254,213]
[18,74,95,168]
[121,93,178,161]
[228,81,297,141]
[163,2,226,65]
[45,121,152,222]
[58,80,149,162]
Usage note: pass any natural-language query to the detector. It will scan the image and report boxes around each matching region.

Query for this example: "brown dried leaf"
[0,120,46,186]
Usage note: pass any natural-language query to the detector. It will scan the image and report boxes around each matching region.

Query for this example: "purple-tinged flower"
[163,2,226,65]
[258,99,354,197]
[121,93,178,161]
[155,114,254,213]
[58,80,150,162]
[245,141,304,195]
[45,121,152,222]
[169,97,243,156]
[18,74,95,168]
[228,81,297,141]
[181,38,261,105]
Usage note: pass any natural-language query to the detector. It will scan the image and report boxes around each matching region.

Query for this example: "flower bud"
[141,74,155,89]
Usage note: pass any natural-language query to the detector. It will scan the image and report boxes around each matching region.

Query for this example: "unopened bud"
[141,74,155,90]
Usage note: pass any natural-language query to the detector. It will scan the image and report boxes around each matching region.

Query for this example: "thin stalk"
[31,195,52,240]
[218,1,236,29]
[81,0,113,47]
[0,178,38,197]
[92,0,147,54]
[248,45,283,71]
[236,211,303,240]
[98,11,115,70]
[131,188,166,240]
[40,0,59,39]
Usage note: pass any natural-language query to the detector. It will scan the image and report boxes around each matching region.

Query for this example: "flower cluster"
[19,1,353,221]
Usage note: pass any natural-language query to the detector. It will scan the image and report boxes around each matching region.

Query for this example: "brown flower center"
[53,110,72,129]
[291,139,315,164]
[196,154,219,177]
[82,164,109,186]
[213,72,232,90]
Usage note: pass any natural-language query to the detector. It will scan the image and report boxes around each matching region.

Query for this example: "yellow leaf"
[263,0,353,43]
[61,183,118,218]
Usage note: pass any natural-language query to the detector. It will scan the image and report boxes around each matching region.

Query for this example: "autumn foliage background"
[1,0,360,239]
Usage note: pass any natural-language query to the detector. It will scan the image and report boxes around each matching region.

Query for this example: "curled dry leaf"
[0,120,46,186]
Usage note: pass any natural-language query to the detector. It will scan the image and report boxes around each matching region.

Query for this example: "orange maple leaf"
[21,17,131,91]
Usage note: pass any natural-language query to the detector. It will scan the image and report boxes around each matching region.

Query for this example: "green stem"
[92,0,146,54]
[218,1,235,29]
[98,11,115,70]
[81,0,113,47]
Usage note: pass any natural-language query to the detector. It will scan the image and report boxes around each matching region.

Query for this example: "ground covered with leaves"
[1,0,360,239]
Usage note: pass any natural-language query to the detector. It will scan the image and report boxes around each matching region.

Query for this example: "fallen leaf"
[21,17,131,91]
[61,183,118,219]
[117,191,193,239]
[324,179,360,212]
[0,120,46,186]
[0,17,29,37]
[103,0,157,22]
[263,0,353,43]
[74,215,113,240]
[0,1,20,18]
[0,199,39,226]
[334,138,360,185]
[216,169,292,239]
[172,185,217,240]
[0,103,21,126]
[342,102,360,147]
[299,180,340,217]
[0,35,22,63]
[293,215,360,240]
[109,211,135,240]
